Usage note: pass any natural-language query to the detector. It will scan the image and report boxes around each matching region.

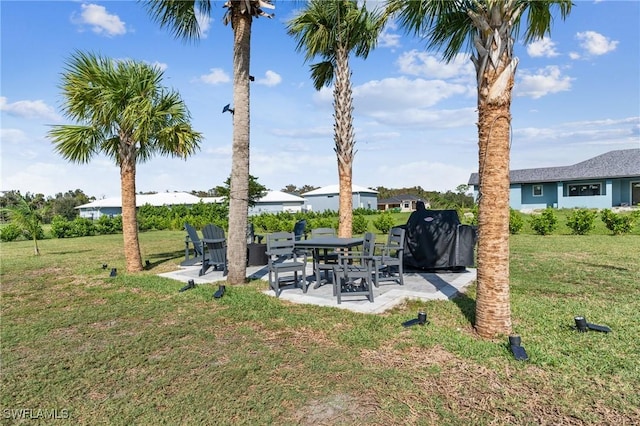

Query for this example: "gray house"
[301,184,378,212]
[248,191,306,216]
[468,149,640,211]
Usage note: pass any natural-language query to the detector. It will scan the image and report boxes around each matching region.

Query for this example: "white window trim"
[532,184,543,197]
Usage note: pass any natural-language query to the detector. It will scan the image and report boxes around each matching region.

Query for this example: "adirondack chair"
[181,223,208,266]
[199,224,227,276]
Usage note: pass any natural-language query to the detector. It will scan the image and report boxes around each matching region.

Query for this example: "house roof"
[377,194,423,204]
[76,192,222,209]
[468,149,640,185]
[257,191,305,203]
[301,184,378,196]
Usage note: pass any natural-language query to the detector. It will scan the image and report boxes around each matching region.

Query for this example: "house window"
[532,185,543,197]
[403,202,410,209]
[568,183,601,197]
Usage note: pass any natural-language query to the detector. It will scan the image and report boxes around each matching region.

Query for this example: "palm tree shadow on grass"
[451,292,476,327]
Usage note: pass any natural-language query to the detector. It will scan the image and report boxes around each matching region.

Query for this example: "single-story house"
[468,149,640,211]
[248,191,306,216]
[76,192,222,219]
[377,194,426,212]
[301,184,378,212]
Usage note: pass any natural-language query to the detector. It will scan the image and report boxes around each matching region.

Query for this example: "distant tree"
[215,175,267,208]
[298,185,320,195]
[48,51,202,272]
[2,194,43,255]
[281,184,299,194]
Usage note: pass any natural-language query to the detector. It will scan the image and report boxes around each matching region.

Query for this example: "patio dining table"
[294,237,364,288]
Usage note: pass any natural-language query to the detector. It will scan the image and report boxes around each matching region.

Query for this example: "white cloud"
[0,97,61,121]
[0,128,29,145]
[74,3,126,37]
[515,66,573,99]
[257,70,282,87]
[150,61,168,72]
[198,68,230,85]
[527,38,559,58]
[379,21,401,49]
[575,31,618,56]
[396,50,474,80]
[353,76,471,110]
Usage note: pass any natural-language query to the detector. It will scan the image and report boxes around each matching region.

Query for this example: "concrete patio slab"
[159,264,476,314]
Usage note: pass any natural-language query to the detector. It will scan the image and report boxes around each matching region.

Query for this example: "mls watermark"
[3,408,69,420]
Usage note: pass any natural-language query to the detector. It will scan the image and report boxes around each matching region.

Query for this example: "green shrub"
[530,208,558,235]
[601,209,637,235]
[94,215,119,235]
[50,215,72,238]
[69,217,96,237]
[352,214,368,235]
[509,209,524,235]
[0,223,22,242]
[566,209,597,235]
[372,212,395,234]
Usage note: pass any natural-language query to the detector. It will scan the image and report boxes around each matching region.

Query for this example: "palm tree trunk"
[334,44,355,238]
[474,53,515,338]
[120,157,143,273]
[226,12,252,285]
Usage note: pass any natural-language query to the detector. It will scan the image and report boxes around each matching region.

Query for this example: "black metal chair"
[293,219,307,241]
[266,232,308,297]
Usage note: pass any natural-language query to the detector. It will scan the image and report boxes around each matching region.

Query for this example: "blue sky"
[1,0,639,199]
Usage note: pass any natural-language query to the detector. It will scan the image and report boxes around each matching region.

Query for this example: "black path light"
[508,335,529,361]
[574,316,611,333]
[402,310,429,327]
[179,279,196,293]
[213,285,226,299]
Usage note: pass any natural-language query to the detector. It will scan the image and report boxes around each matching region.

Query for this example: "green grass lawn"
[1,230,639,425]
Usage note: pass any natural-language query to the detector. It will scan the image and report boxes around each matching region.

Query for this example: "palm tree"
[48,51,202,272]
[144,0,275,285]
[287,0,386,237]
[3,194,43,255]
[389,0,573,338]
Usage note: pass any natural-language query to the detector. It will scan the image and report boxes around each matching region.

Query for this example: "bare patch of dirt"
[294,393,380,425]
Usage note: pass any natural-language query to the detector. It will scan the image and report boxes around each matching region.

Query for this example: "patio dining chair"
[331,232,378,304]
[373,226,405,286]
[310,227,339,286]
[266,232,308,297]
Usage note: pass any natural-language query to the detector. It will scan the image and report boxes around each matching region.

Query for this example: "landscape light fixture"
[145,260,151,268]
[222,104,234,114]
[508,335,529,361]
[213,285,226,299]
[179,279,196,293]
[574,316,611,333]
[402,310,429,327]
[109,268,117,277]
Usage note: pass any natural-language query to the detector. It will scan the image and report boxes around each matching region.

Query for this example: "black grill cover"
[402,206,477,270]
